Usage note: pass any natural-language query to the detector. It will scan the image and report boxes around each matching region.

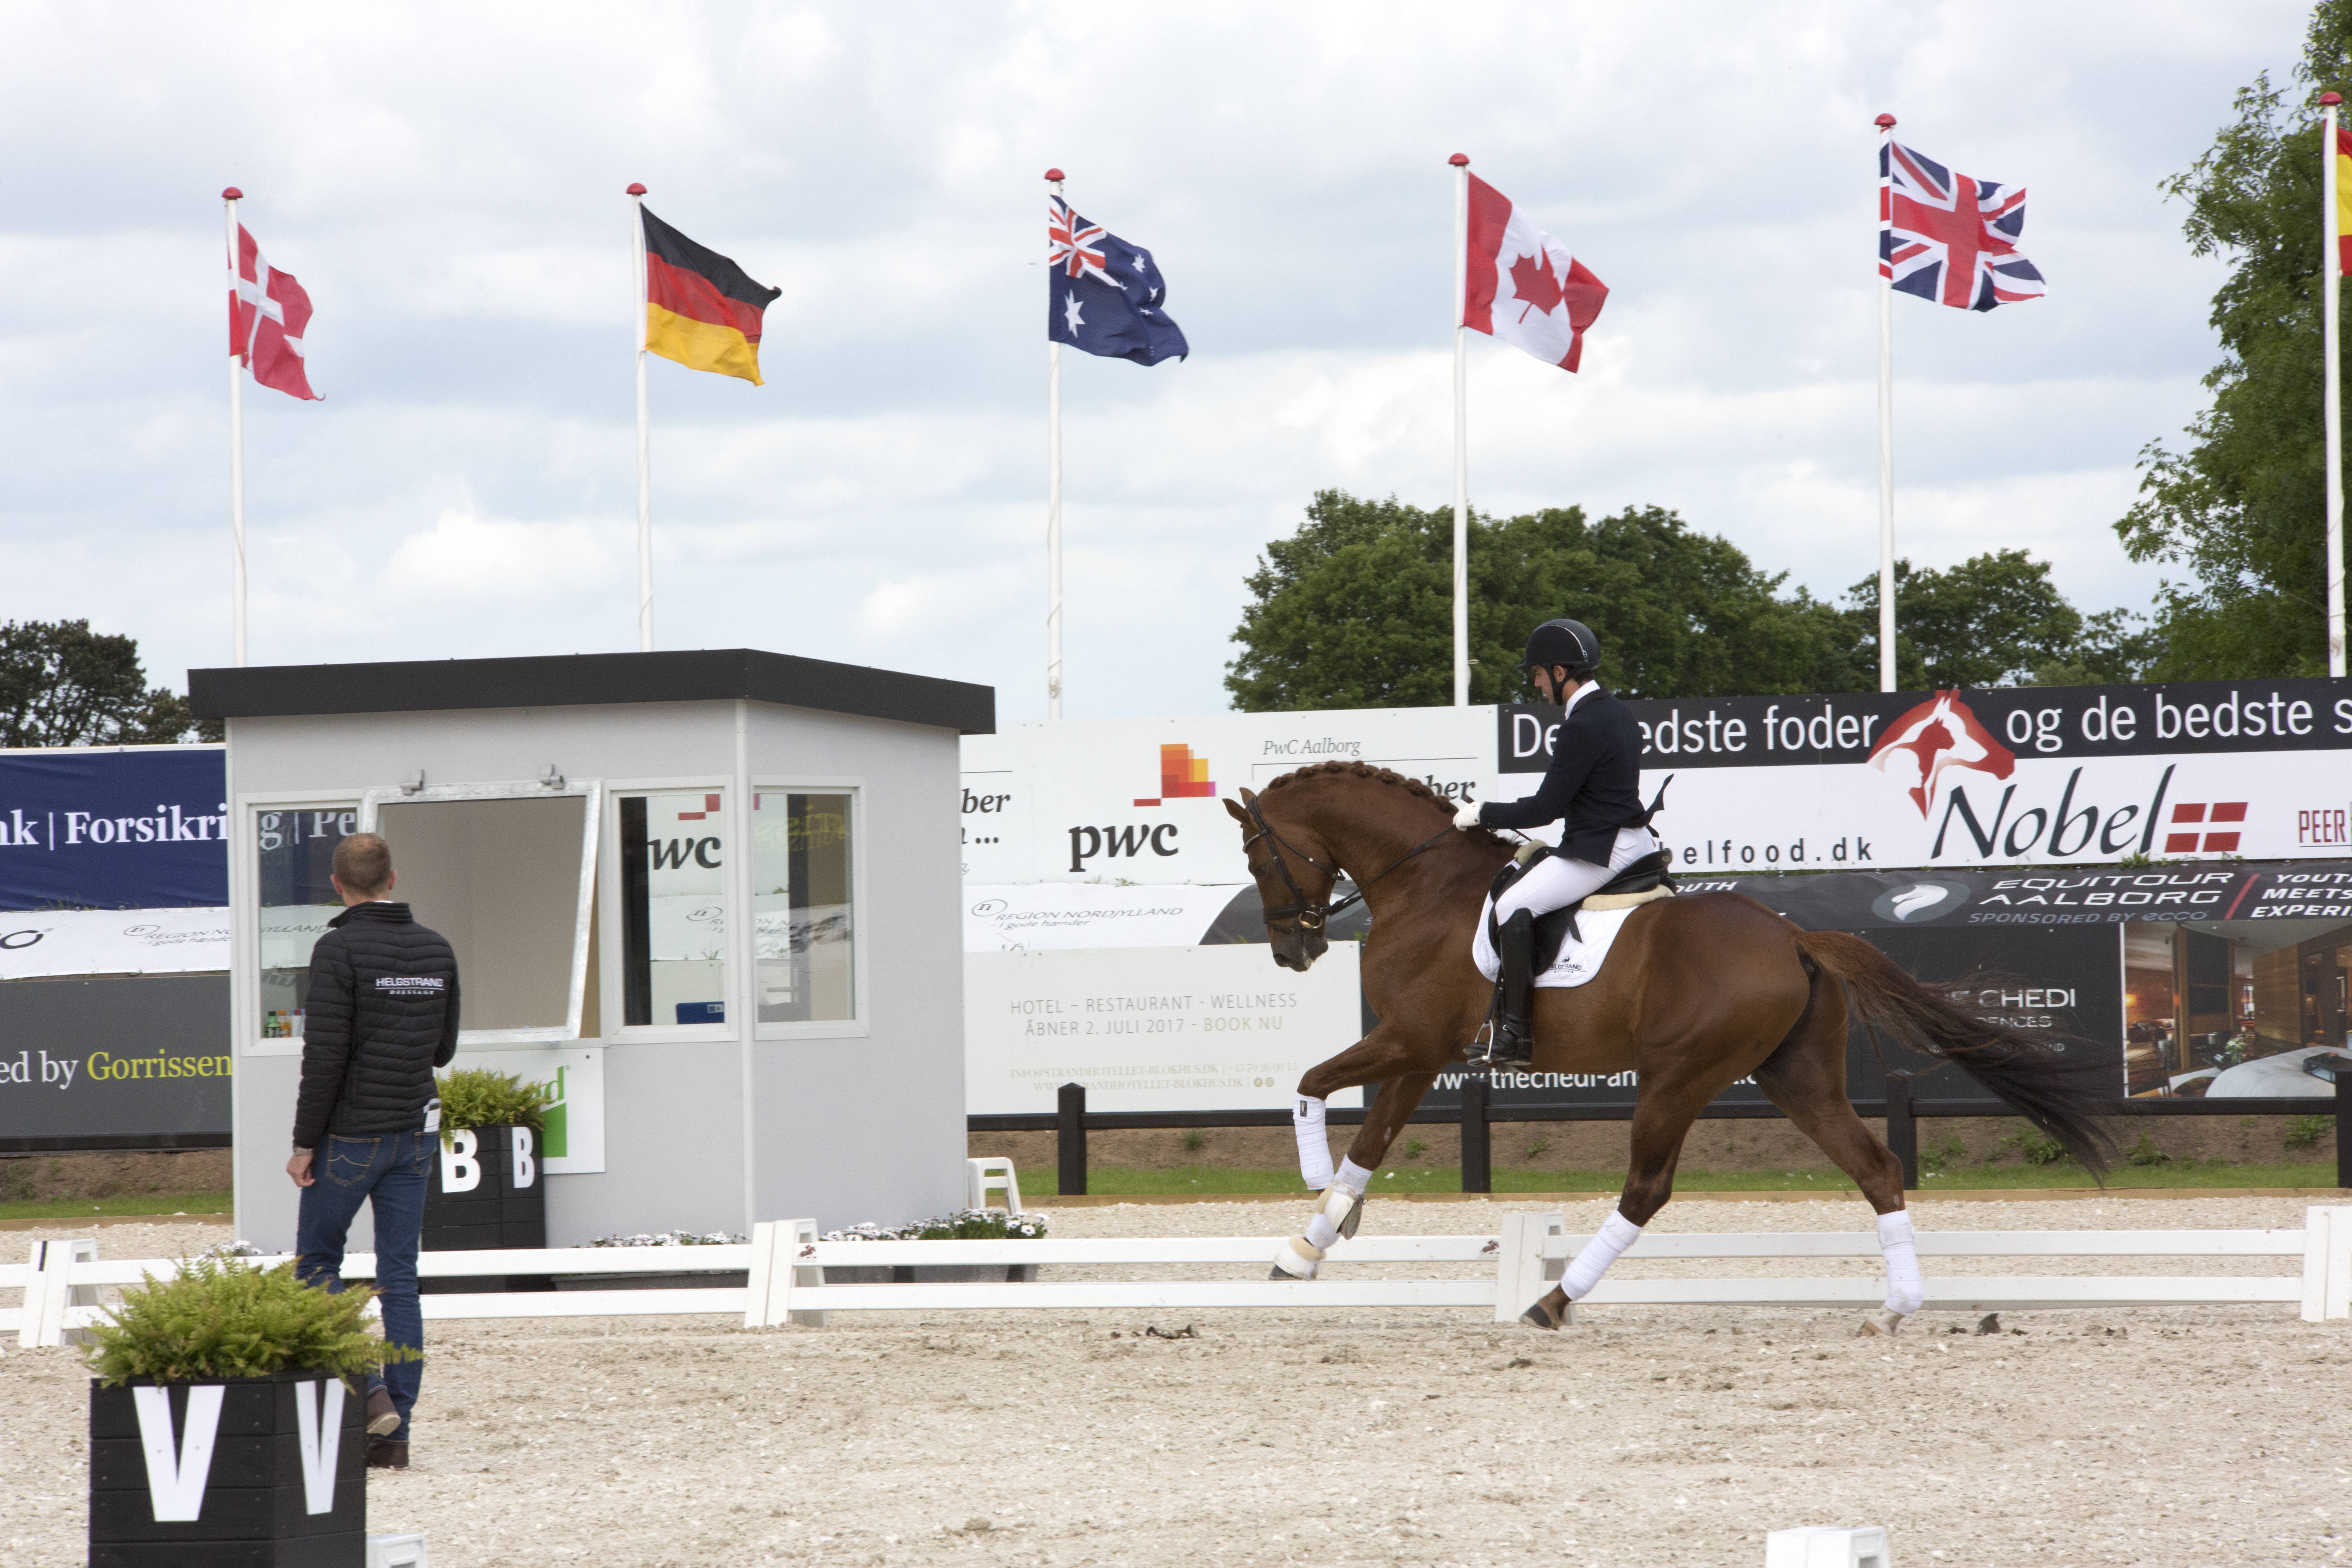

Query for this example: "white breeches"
[1492,826,1659,924]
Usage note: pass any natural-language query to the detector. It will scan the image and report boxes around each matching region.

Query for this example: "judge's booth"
[193,650,991,1252]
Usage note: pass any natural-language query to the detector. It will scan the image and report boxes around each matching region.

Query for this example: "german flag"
[642,208,781,385]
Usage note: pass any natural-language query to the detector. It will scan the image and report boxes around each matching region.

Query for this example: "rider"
[1452,618,1661,1065]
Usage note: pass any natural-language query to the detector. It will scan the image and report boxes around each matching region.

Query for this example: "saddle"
[1485,847,1677,971]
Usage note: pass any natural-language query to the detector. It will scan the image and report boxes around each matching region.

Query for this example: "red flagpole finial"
[1044,167,1065,182]
[1448,153,1469,167]
[2325,92,2343,106]
[222,187,243,200]
[626,183,647,196]
[1874,114,1896,129]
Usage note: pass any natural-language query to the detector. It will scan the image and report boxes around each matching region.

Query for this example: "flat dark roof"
[189,649,994,735]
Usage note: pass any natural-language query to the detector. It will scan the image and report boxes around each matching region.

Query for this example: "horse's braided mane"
[1258,759,1512,845]
[1261,758,1442,799]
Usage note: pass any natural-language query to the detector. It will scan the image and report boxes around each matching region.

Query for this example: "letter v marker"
[294,1378,345,1514]
[133,1384,223,1521]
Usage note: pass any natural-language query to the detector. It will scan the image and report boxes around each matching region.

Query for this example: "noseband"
[1239,795,1452,934]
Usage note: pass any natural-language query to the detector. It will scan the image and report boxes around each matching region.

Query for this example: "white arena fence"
[11,1207,2352,1345]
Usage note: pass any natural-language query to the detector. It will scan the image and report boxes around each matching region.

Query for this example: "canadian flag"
[1461,173,1607,372]
[229,223,320,401]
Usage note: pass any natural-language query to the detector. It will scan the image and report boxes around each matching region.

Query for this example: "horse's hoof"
[1855,1308,1907,1339]
[1519,1303,1561,1331]
[1337,1191,1365,1241]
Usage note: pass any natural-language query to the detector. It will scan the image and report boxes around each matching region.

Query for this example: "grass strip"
[0,1191,233,1221]
[1056,1163,2341,1197]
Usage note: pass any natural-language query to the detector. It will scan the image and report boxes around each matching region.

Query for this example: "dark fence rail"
[978,1076,2352,1195]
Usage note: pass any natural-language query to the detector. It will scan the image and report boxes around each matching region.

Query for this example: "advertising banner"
[459,1047,604,1174]
[964,943,1366,1114]
[1502,676,2352,873]
[976,863,2350,1113]
[958,678,2352,883]
[0,974,232,1144]
[0,905,231,980]
[0,746,227,910]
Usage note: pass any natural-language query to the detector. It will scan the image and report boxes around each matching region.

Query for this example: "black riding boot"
[1488,907,1537,1066]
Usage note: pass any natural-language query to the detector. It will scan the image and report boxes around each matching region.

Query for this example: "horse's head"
[1223,787,1335,972]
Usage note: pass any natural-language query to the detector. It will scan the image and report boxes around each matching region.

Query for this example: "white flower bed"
[822,1208,1048,1243]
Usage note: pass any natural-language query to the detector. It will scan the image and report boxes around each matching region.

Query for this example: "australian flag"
[1047,196,1188,365]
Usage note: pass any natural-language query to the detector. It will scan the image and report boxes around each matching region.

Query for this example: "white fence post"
[2301,1205,2352,1321]
[1493,1212,1566,1325]
[745,1218,824,1329]
[743,1222,780,1330]
[967,1157,1024,1214]
[20,1238,98,1349]
[788,1217,827,1329]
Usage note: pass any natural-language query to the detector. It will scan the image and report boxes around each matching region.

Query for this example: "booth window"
[752,791,855,1023]
[256,808,357,1037]
[619,791,730,1027]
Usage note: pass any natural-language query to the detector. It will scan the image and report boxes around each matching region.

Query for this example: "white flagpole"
[224,187,248,668]
[2325,94,2348,679]
[1046,167,1066,719]
[1450,152,1471,708]
[1875,114,1898,694]
[629,182,654,653]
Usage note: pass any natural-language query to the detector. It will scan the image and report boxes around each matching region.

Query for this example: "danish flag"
[1880,138,2045,312]
[229,221,321,400]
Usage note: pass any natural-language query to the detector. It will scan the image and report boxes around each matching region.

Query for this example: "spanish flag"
[642,208,781,385]
[2336,124,2352,275]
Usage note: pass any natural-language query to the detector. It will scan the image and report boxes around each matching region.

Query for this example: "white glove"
[1453,800,1484,831]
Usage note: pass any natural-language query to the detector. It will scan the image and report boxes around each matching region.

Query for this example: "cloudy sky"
[0,0,2314,721]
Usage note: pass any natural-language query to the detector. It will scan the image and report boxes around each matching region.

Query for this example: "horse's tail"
[1793,929,2114,1181]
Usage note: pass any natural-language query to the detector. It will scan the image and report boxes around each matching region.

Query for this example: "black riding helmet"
[1518,618,1599,680]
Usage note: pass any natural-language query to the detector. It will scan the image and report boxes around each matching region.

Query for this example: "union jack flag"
[1880,138,2045,312]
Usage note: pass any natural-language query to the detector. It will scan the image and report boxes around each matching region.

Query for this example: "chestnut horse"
[1223,761,2111,1334]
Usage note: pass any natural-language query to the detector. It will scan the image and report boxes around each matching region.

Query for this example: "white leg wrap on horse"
[1272,1234,1324,1278]
[1292,1096,1334,1190]
[1335,1158,1373,1192]
[1878,1209,1924,1315]
[1302,1178,1362,1252]
[1561,1210,1643,1301]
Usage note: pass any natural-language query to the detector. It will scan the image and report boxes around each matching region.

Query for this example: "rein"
[1240,795,1453,932]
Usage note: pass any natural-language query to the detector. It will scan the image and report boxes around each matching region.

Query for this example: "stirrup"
[1466,1020,1532,1069]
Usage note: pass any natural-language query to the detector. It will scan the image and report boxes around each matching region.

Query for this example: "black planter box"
[419,1123,550,1294]
[823,1263,1040,1283]
[89,1369,364,1568]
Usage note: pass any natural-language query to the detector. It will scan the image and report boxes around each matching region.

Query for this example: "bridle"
[1238,794,1453,934]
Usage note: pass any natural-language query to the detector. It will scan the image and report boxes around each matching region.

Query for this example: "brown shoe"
[365,1387,401,1438]
[365,1440,410,1469]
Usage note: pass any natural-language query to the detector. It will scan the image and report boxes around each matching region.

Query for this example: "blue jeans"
[296,1129,430,1442]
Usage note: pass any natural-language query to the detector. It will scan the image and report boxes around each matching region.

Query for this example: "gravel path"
[6,1198,2350,1567]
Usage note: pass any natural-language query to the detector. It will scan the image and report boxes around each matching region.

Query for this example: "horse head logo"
[1866,692,2016,817]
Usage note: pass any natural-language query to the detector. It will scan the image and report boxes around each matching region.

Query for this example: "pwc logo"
[1132,744,1217,808]
[1867,692,2018,817]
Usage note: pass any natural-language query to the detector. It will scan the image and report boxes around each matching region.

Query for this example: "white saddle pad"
[1470,897,1639,989]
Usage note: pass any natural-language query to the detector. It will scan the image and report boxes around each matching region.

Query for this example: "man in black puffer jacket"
[287,831,460,1470]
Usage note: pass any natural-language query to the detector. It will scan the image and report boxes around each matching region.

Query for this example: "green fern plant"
[82,1258,417,1387]
[434,1066,555,1145]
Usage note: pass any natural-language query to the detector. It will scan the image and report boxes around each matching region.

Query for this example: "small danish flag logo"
[2163,802,2246,855]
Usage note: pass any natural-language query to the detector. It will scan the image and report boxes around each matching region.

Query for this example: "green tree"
[1840,552,2155,690]
[1227,492,2149,709]
[1225,490,1856,708]
[0,619,211,747]
[2116,0,2352,677]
